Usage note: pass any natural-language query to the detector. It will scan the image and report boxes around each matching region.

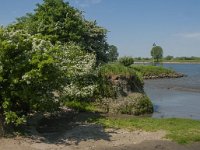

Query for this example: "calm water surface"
[144,64,200,120]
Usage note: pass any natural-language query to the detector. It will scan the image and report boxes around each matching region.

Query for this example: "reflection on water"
[144,64,200,120]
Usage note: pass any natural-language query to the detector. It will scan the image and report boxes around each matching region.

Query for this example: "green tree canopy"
[10,0,109,63]
[151,46,163,62]
[165,55,174,60]
[107,45,119,62]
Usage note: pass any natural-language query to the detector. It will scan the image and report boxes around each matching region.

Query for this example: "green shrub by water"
[118,56,134,67]
[108,93,153,115]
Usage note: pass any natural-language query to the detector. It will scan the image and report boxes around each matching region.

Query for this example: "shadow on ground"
[21,110,113,145]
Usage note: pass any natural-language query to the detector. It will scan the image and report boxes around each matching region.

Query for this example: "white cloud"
[174,32,200,39]
[74,0,102,7]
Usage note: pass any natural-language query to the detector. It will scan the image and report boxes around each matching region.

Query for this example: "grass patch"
[91,117,200,144]
[98,62,144,95]
[65,100,98,112]
[99,63,136,77]
[131,65,175,77]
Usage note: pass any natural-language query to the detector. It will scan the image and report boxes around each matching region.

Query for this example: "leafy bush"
[131,95,153,115]
[0,28,96,125]
[118,56,134,66]
[107,93,153,115]
[0,0,111,127]
[96,75,117,99]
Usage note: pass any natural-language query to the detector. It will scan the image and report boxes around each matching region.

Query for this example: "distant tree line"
[134,55,200,61]
[134,56,200,61]
[164,56,200,61]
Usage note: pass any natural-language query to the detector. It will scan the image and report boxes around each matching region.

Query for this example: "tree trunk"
[0,114,5,137]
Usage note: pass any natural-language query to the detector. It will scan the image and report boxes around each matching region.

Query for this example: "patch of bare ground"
[0,111,200,150]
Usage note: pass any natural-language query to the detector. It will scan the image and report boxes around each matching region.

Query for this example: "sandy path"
[0,125,200,150]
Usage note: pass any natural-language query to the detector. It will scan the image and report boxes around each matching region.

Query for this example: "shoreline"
[143,73,185,80]
[135,61,200,64]
[163,61,200,64]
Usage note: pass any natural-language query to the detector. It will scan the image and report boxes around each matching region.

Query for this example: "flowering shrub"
[60,44,97,100]
[0,0,118,127]
[0,28,97,125]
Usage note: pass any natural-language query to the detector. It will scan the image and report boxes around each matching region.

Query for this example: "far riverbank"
[135,61,200,64]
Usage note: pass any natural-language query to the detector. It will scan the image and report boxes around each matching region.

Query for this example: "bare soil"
[0,111,199,150]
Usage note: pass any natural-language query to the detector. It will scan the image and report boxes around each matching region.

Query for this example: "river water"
[144,64,200,120]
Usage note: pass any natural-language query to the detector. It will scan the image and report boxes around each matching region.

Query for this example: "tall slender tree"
[107,45,119,62]
[151,45,163,62]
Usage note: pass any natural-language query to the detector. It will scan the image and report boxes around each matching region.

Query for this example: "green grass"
[91,117,200,144]
[131,65,175,77]
[65,100,200,144]
[98,62,144,92]
[65,100,98,112]
[99,63,136,76]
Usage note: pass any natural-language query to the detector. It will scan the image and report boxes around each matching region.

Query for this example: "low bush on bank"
[118,56,134,67]
[106,93,153,115]
[64,93,153,116]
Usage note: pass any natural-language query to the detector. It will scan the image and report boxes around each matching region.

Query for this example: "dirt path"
[0,128,200,150]
[0,112,199,150]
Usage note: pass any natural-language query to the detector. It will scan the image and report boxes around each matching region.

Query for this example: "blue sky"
[1,0,200,57]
